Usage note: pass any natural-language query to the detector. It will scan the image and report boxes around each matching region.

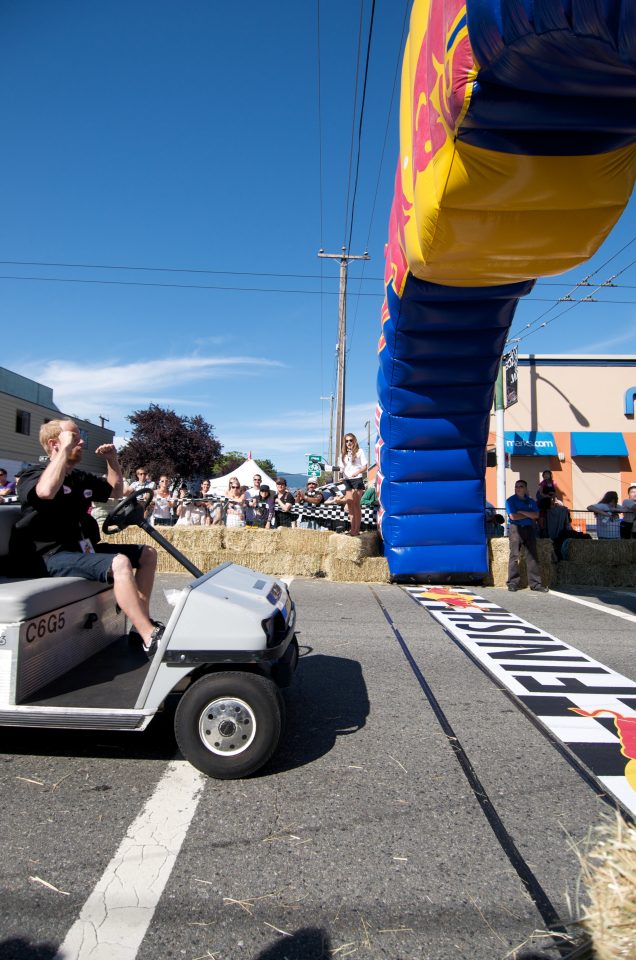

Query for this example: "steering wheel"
[102,487,153,536]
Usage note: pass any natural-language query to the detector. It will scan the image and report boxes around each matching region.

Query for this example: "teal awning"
[504,431,557,456]
[570,432,628,457]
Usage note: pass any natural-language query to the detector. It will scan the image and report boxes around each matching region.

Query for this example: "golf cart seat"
[0,505,109,621]
[0,505,124,704]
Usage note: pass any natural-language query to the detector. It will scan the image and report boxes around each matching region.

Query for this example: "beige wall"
[488,356,636,509]
[0,391,114,477]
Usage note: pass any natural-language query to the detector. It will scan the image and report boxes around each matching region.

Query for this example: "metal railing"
[491,508,624,540]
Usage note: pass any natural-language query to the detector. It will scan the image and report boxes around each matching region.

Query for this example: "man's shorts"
[44,543,146,583]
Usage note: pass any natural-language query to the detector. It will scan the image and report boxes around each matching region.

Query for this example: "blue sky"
[2,1,635,473]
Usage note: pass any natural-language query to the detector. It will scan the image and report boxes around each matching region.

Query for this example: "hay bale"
[485,537,555,588]
[556,563,636,589]
[579,816,636,960]
[565,538,636,565]
[327,556,390,583]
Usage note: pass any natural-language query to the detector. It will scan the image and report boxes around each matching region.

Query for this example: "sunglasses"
[230,484,240,488]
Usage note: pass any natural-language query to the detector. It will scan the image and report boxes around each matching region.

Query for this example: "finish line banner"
[404,586,636,819]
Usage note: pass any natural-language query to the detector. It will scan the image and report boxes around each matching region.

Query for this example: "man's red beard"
[67,446,83,463]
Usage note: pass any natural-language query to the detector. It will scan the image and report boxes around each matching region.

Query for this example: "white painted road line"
[55,760,206,960]
[549,590,636,625]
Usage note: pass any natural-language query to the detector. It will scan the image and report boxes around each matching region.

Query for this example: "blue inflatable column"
[377,274,534,579]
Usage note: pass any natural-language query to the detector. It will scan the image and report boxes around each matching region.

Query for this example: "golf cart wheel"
[174,672,282,779]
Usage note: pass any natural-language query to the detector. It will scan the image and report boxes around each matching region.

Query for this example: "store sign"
[624,386,636,416]
[504,432,557,456]
[503,347,518,408]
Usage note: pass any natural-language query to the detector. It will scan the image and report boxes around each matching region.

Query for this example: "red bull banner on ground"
[405,586,636,818]
[378,0,636,577]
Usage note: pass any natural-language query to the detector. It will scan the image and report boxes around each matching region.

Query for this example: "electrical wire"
[5,273,636,306]
[346,0,376,256]
[316,0,326,426]
[508,235,636,344]
[347,0,410,357]
[510,256,636,347]
[342,0,366,252]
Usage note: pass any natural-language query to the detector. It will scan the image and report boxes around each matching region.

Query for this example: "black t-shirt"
[275,490,295,527]
[16,464,112,556]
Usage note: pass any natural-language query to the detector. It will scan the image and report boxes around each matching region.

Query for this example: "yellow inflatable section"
[397,0,636,288]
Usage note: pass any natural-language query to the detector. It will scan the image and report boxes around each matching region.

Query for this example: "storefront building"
[486,355,636,509]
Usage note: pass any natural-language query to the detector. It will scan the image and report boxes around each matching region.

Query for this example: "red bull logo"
[570,708,636,792]
[411,2,471,178]
[417,587,488,610]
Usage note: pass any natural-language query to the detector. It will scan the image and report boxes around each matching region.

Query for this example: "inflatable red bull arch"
[377,0,636,579]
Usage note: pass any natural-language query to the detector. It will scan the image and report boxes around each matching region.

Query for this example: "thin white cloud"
[579,328,636,352]
[17,354,283,419]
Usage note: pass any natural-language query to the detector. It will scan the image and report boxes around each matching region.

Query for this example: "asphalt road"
[1,575,635,960]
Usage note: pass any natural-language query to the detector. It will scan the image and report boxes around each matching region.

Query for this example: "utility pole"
[494,362,506,521]
[320,394,334,467]
[99,415,110,429]
[318,246,370,468]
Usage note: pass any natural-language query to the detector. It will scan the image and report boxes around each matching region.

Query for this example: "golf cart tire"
[174,671,283,779]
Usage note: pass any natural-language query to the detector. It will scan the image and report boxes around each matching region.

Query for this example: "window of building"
[15,409,31,435]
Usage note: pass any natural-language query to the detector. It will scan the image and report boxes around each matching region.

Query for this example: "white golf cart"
[0,489,298,779]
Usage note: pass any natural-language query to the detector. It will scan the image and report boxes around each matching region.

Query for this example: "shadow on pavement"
[266,652,369,775]
[1,653,369,775]
[252,927,331,959]
[0,697,178,763]
[0,938,57,959]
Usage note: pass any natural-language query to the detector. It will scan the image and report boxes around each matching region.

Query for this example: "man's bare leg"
[133,545,157,619]
[111,553,157,647]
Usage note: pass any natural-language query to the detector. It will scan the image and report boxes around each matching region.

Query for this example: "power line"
[0,258,380,281]
[348,0,409,357]
[316,0,326,410]
[347,0,376,255]
[6,272,636,305]
[5,258,636,289]
[510,256,636,346]
[508,235,636,343]
[342,0,365,251]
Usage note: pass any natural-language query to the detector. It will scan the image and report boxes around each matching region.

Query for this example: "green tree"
[210,450,245,478]
[119,405,221,484]
[254,457,277,477]
[210,452,277,478]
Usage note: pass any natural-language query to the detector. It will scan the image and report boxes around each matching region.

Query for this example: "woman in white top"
[149,475,176,527]
[338,432,368,537]
[224,476,246,528]
[587,491,620,539]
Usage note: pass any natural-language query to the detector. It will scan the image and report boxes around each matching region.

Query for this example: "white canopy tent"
[208,456,277,494]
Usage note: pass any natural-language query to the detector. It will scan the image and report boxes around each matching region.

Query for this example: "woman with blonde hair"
[338,432,367,536]
[224,476,246,528]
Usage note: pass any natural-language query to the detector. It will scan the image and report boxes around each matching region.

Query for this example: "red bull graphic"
[571,709,636,793]
[416,587,488,610]
[377,0,636,578]
[410,3,471,178]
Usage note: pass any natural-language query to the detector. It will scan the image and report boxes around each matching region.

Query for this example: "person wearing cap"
[252,484,275,528]
[296,478,324,529]
[274,477,295,527]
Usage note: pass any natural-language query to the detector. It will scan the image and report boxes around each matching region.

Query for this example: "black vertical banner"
[503,347,518,408]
